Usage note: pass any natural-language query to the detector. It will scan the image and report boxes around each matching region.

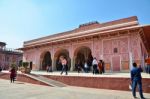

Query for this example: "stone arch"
[40,51,52,70]
[54,48,71,71]
[74,46,93,71]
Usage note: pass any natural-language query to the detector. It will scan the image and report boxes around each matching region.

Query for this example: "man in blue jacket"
[131,62,145,99]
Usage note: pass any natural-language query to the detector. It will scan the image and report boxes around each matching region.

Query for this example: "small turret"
[0,42,6,49]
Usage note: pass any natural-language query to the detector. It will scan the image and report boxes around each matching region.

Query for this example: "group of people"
[92,58,105,74]
[6,55,146,99]
[76,57,105,74]
[58,57,146,99]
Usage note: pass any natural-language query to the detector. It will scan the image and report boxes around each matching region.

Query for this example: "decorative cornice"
[24,21,138,47]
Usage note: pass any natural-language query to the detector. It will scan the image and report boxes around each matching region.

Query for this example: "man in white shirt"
[92,57,98,74]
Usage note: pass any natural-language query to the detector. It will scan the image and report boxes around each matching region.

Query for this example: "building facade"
[21,16,150,72]
[0,42,23,70]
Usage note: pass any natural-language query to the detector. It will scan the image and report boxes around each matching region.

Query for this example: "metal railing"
[0,48,23,53]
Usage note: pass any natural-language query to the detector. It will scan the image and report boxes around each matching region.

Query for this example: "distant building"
[20,16,150,72]
[0,42,23,70]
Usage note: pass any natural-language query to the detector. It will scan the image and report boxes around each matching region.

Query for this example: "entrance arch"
[74,46,93,71]
[40,51,52,70]
[54,49,71,71]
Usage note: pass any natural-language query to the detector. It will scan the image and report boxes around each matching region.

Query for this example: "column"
[52,58,56,71]
[70,58,74,71]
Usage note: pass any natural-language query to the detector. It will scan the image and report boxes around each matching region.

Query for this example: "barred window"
[114,48,118,53]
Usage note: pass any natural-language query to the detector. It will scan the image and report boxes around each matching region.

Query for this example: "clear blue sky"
[0,0,150,49]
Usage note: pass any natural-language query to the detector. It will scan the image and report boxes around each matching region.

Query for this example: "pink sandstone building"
[20,16,150,72]
[0,42,23,70]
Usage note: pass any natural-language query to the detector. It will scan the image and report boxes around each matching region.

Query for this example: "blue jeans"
[61,65,68,75]
[132,80,144,98]
[147,65,150,74]
[93,65,97,74]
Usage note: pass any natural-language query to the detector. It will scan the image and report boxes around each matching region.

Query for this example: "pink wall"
[24,33,145,72]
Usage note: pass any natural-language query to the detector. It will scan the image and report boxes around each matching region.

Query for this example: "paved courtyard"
[0,79,150,99]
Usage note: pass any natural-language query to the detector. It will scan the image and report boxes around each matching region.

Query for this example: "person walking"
[60,56,68,75]
[76,62,81,73]
[92,57,98,74]
[131,62,145,99]
[10,67,16,83]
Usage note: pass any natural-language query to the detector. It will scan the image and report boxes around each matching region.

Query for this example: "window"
[114,48,118,53]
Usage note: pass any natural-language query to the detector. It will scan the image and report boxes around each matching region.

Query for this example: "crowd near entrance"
[54,49,71,71]
[34,46,150,75]
[39,46,106,74]
[74,46,93,72]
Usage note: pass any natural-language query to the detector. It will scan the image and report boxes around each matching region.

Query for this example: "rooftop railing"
[0,48,23,53]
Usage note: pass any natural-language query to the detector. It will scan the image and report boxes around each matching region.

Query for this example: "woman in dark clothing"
[98,60,103,74]
[10,67,16,83]
[76,62,81,73]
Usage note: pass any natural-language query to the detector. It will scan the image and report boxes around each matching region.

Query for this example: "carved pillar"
[52,58,56,71]
[51,48,56,71]
[70,57,75,71]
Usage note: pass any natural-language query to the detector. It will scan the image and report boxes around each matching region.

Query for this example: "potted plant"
[10,63,17,70]
[18,60,23,71]
[20,62,31,74]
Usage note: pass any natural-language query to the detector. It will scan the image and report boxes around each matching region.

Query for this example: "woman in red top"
[98,60,103,74]
[10,67,16,83]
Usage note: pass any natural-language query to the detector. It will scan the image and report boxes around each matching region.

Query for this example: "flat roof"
[24,16,138,47]
[19,16,150,53]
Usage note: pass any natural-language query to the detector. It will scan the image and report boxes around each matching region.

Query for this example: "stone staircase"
[23,73,67,87]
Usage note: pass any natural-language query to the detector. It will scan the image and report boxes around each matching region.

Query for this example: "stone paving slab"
[0,79,150,99]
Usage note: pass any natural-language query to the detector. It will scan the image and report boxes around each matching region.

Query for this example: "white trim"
[99,40,103,60]
[129,52,133,70]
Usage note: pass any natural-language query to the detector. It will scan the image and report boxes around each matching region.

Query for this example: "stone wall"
[23,32,146,72]
[0,73,49,86]
[44,75,150,93]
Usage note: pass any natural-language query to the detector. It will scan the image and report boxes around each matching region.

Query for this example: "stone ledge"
[44,75,150,93]
[0,73,50,86]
